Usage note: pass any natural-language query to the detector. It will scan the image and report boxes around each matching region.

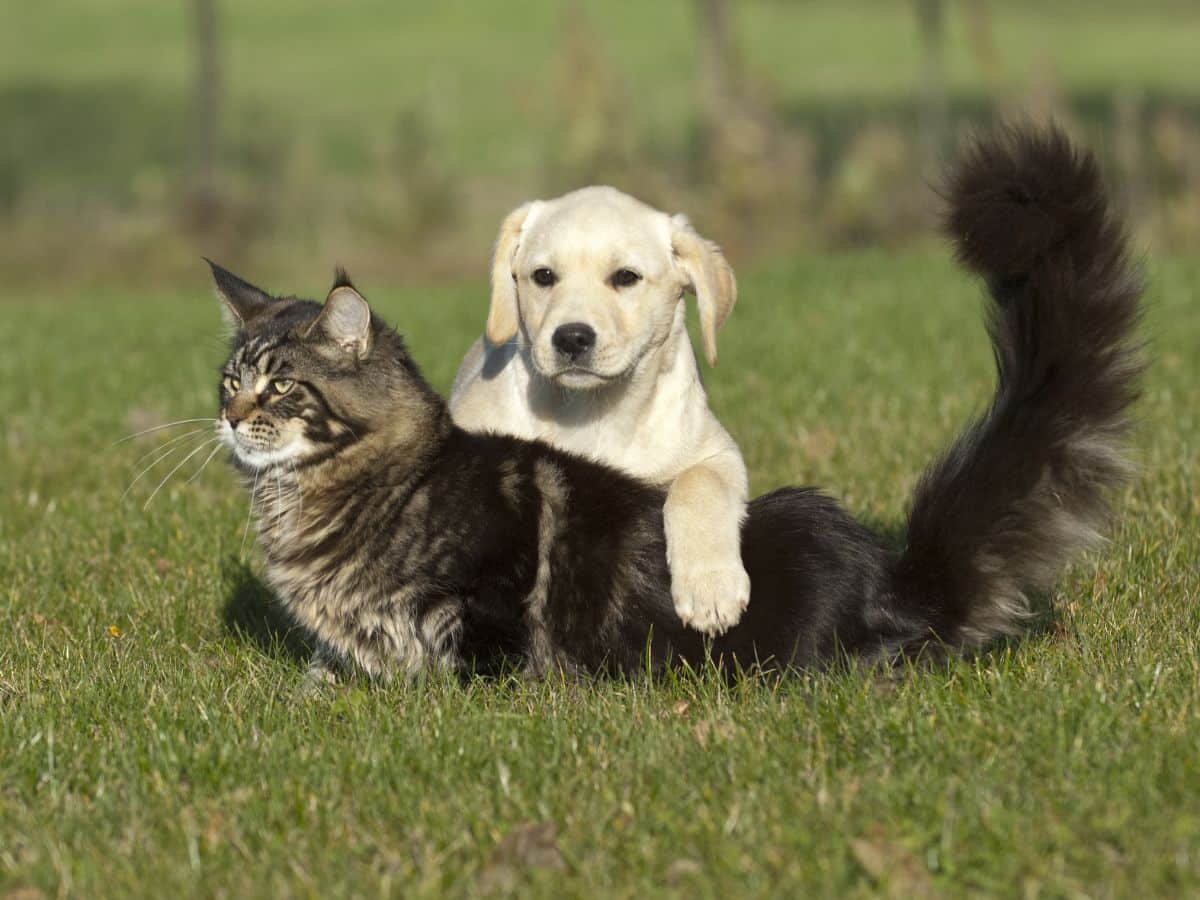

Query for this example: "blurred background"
[4,0,1200,288]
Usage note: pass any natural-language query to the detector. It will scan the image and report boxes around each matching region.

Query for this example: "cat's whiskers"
[274,467,285,526]
[267,463,307,540]
[122,431,213,500]
[142,438,221,510]
[246,462,298,543]
[131,426,209,468]
[241,467,262,554]
[114,418,217,446]
[185,442,225,485]
[289,461,305,537]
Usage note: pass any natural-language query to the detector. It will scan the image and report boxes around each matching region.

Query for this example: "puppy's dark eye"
[532,267,557,287]
[271,378,295,395]
[610,268,642,289]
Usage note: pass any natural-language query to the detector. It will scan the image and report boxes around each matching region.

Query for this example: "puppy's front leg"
[664,458,750,635]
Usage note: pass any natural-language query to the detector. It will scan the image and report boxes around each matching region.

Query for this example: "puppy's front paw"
[671,560,751,636]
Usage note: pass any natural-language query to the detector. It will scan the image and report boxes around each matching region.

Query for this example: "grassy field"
[2,250,1198,897]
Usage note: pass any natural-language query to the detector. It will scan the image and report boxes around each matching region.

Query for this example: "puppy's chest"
[536,425,683,486]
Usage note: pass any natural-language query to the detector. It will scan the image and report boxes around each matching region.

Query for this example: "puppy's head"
[486,186,736,390]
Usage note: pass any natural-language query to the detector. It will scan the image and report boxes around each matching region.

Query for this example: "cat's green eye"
[226,376,240,392]
[272,378,295,395]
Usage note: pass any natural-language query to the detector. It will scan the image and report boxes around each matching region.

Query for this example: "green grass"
[2,251,1198,896]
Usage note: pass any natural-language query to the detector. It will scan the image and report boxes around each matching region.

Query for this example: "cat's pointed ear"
[307,270,372,357]
[206,259,275,328]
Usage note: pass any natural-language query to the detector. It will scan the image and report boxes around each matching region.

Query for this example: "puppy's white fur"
[450,186,749,635]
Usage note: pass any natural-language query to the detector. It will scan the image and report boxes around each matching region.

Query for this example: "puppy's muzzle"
[551,322,596,361]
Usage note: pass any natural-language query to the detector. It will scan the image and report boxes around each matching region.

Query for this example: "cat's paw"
[297,653,340,697]
[671,559,751,636]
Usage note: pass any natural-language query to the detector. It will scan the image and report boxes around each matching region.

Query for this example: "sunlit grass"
[1,251,1197,896]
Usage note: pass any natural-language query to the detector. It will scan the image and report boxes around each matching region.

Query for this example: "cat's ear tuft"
[308,281,372,357]
[331,266,356,292]
[206,259,274,328]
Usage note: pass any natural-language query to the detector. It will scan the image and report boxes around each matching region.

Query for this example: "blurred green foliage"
[2,0,1199,282]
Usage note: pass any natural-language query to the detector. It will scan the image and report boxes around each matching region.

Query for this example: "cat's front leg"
[341,594,460,681]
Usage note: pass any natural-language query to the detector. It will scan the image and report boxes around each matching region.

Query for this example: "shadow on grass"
[220,557,311,668]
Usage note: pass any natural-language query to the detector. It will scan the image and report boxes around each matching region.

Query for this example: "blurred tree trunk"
[697,0,734,148]
[915,0,948,173]
[191,0,221,226]
[1114,89,1147,226]
[964,0,999,86]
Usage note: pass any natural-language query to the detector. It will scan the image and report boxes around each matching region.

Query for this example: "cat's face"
[218,312,337,469]
[209,263,433,471]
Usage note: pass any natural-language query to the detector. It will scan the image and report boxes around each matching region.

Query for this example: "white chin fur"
[530,350,634,390]
[530,338,650,390]
[551,370,614,390]
[223,428,309,470]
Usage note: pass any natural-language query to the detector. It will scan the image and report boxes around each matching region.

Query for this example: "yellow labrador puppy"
[450,186,749,635]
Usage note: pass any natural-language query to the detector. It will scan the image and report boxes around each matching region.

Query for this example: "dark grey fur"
[210,126,1143,681]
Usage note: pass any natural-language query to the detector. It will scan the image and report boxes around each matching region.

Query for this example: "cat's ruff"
[208,127,1142,681]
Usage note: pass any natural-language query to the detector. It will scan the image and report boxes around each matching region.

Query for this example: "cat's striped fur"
[211,126,1142,681]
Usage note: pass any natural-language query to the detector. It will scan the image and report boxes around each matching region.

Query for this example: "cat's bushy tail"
[889,125,1143,648]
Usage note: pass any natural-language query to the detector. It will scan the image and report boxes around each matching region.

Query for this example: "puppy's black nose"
[552,323,596,360]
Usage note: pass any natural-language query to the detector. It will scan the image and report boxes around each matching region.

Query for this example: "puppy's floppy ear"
[306,269,372,357]
[486,201,538,346]
[670,215,737,366]
[206,258,275,329]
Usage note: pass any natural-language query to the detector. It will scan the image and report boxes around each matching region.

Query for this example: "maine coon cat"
[209,127,1142,682]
